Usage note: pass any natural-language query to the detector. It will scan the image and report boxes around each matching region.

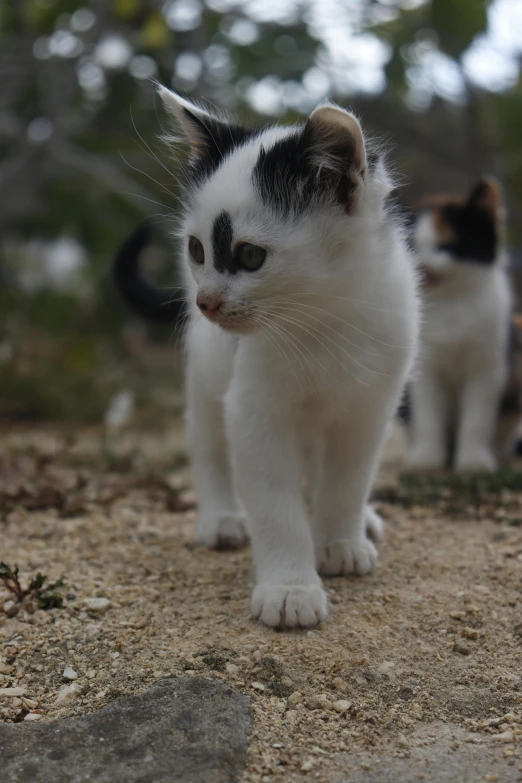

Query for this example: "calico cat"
[119,88,420,627]
[407,177,517,471]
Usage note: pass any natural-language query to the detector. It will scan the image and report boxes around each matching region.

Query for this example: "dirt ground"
[1,423,521,782]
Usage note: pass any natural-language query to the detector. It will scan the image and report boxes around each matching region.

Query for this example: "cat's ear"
[467,176,504,220]
[158,86,227,159]
[306,104,366,211]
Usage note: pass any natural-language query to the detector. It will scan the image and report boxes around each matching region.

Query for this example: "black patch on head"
[436,202,497,264]
[212,211,235,274]
[252,122,360,218]
[182,108,257,190]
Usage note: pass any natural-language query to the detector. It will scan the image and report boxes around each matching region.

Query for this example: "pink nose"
[197,295,223,314]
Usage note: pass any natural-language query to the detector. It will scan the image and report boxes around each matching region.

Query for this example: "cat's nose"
[197,294,223,314]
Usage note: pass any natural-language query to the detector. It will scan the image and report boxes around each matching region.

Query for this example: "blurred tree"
[0,0,521,420]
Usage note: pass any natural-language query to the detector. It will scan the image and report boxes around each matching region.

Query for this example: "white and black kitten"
[407,177,517,471]
[118,88,420,627]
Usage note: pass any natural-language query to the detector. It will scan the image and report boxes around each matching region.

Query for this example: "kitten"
[407,178,515,471]
[138,88,419,627]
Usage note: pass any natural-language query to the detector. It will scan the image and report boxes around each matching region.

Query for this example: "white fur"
[164,93,420,627]
[408,213,512,472]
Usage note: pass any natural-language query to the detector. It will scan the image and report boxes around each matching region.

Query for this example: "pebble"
[449,611,466,620]
[0,663,12,675]
[332,700,351,714]
[285,710,298,724]
[300,760,313,772]
[24,713,41,721]
[83,597,111,614]
[462,627,479,640]
[453,643,470,656]
[494,730,513,743]
[0,687,25,697]
[54,683,82,706]
[307,694,333,711]
[376,661,396,680]
[484,775,500,782]
[3,601,17,618]
[86,670,96,680]
[288,692,303,705]
[63,667,78,680]
[280,675,293,687]
[332,677,348,692]
[396,733,409,748]
[251,682,265,692]
[21,697,38,710]
[225,663,239,675]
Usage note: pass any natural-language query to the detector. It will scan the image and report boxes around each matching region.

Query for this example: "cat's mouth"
[203,309,257,334]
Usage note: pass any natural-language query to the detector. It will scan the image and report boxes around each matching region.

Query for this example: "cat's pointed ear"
[158,86,225,159]
[467,176,504,220]
[306,104,367,211]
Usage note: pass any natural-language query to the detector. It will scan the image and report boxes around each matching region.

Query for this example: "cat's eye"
[188,236,204,265]
[234,243,267,271]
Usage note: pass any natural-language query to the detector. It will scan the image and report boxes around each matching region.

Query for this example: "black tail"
[113,220,185,323]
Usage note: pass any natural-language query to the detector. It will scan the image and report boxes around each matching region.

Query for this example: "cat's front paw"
[197,512,249,550]
[365,505,384,542]
[251,583,328,629]
[456,448,497,473]
[317,537,378,577]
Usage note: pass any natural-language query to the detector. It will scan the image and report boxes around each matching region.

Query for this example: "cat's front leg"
[455,369,502,472]
[312,403,391,578]
[406,372,449,470]
[226,388,327,628]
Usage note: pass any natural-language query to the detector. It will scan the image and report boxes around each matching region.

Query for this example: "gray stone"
[0,677,251,783]
[335,723,520,782]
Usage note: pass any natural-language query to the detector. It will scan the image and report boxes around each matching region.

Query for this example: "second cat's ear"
[467,176,504,219]
[306,104,366,212]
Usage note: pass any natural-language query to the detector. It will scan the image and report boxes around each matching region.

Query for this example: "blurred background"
[1,0,522,429]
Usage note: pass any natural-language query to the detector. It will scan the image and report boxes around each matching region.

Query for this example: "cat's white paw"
[456,449,497,473]
[365,505,384,542]
[317,537,378,577]
[197,512,249,550]
[406,447,445,471]
[251,583,328,628]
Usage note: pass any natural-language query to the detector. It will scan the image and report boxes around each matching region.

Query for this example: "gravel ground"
[1,423,521,782]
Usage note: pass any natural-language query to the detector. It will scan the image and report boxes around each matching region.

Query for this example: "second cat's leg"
[407,372,449,470]
[227,387,327,628]
[455,369,502,472]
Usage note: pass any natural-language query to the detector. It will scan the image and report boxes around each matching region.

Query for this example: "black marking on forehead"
[212,211,235,274]
[252,126,318,218]
[437,202,497,265]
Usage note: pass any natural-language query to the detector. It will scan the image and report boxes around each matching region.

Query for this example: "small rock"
[251,682,265,692]
[280,675,293,687]
[0,663,12,675]
[376,661,396,680]
[462,627,479,640]
[484,775,500,782]
[396,733,409,749]
[2,601,18,618]
[449,611,466,620]
[332,677,348,692]
[453,643,470,656]
[307,694,333,711]
[301,760,313,772]
[21,697,38,710]
[494,730,513,743]
[285,710,298,724]
[0,687,25,697]
[332,700,351,714]
[24,713,41,721]
[86,670,96,680]
[83,597,111,614]
[225,663,239,676]
[54,683,82,706]
[63,667,78,680]
[288,692,303,705]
